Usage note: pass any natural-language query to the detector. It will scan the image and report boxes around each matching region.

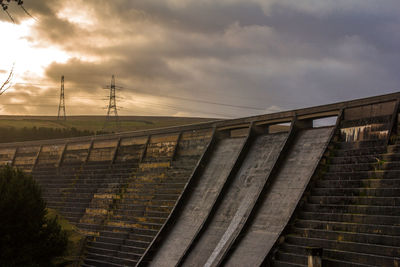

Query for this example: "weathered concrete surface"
[115,136,148,162]
[13,145,41,171]
[145,134,179,161]
[269,110,399,266]
[148,137,246,267]
[181,132,289,266]
[63,141,91,164]
[177,129,214,157]
[223,127,333,267]
[344,101,396,120]
[36,144,64,166]
[0,147,16,165]
[0,93,398,266]
[88,139,119,162]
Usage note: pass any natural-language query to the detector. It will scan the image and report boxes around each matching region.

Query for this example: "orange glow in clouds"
[0,18,70,90]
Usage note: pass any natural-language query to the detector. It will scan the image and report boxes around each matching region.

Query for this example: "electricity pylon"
[103,75,121,131]
[57,75,66,120]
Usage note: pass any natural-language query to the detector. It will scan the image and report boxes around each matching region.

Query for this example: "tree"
[0,165,68,266]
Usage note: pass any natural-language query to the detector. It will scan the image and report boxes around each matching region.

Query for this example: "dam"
[0,92,399,266]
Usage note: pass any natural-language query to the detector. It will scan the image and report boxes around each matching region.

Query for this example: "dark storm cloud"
[7,0,400,117]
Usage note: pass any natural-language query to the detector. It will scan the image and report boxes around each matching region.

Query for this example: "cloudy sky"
[0,0,399,118]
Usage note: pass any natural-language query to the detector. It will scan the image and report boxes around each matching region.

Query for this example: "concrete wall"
[0,93,398,266]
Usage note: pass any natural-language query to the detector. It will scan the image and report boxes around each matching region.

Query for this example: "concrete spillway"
[181,132,289,266]
[0,93,399,266]
[149,136,247,266]
[223,127,332,267]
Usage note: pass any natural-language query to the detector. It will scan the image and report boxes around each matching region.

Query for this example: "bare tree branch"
[20,4,37,21]
[0,64,14,96]
[4,8,15,23]
[1,0,36,23]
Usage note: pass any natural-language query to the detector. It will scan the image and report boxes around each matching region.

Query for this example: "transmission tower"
[103,75,121,131]
[57,75,66,120]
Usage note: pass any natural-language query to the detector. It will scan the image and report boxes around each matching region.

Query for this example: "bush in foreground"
[0,166,67,266]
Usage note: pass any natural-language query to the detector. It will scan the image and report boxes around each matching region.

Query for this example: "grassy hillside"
[0,116,216,133]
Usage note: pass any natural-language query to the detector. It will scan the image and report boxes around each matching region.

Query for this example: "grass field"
[0,115,217,132]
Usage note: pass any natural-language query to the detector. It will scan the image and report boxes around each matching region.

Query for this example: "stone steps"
[83,250,138,266]
[83,258,124,267]
[291,228,400,247]
[272,260,305,267]
[309,195,400,206]
[77,223,159,237]
[109,204,171,213]
[47,201,88,209]
[28,139,208,266]
[44,192,95,199]
[315,179,400,188]
[294,220,400,236]
[125,187,184,195]
[278,243,389,267]
[271,116,400,266]
[36,177,131,184]
[107,213,167,224]
[44,188,112,195]
[336,139,387,150]
[121,192,180,201]
[299,211,399,226]
[303,203,400,216]
[330,153,400,165]
[128,176,189,184]
[87,242,143,259]
[126,182,186,189]
[110,208,169,218]
[285,236,400,261]
[118,198,176,207]
[94,235,149,249]
[81,151,200,265]
[322,170,400,180]
[274,251,306,265]
[334,146,387,157]
[40,182,123,189]
[311,187,400,197]
[328,161,400,172]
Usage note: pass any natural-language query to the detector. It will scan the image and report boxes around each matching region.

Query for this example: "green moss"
[47,209,86,267]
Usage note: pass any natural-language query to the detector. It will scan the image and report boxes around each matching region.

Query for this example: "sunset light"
[0,0,398,117]
[0,19,70,81]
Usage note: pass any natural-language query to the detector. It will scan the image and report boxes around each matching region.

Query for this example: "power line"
[3,82,264,118]
[9,82,265,111]
[132,98,236,118]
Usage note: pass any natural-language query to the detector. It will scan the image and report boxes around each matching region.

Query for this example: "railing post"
[306,247,323,267]
[32,145,43,171]
[58,143,68,168]
[85,139,95,164]
[140,135,151,163]
[111,138,122,165]
[387,99,400,145]
[171,132,182,162]
[10,147,18,167]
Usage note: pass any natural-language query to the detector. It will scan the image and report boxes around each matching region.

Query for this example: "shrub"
[0,166,67,266]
